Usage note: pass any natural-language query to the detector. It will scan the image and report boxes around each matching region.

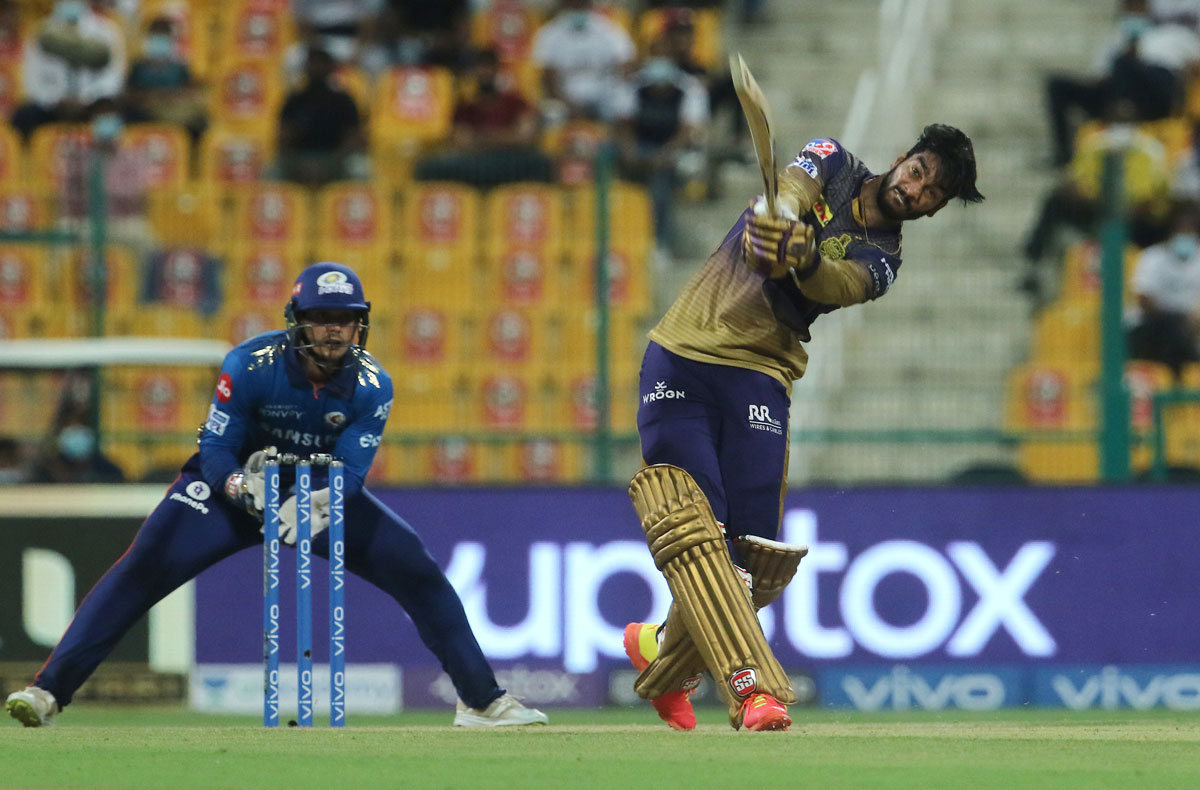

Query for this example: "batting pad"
[634,536,808,702]
[629,464,795,719]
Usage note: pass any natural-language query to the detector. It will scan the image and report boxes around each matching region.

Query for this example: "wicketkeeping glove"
[224,449,269,517]
[275,488,331,546]
[743,197,816,279]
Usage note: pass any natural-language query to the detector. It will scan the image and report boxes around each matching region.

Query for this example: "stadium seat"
[0,305,61,339]
[224,244,302,309]
[131,304,208,338]
[396,182,480,307]
[0,244,47,309]
[545,121,610,186]
[199,127,273,186]
[66,246,138,313]
[558,309,642,382]
[1168,363,1200,471]
[0,121,20,186]
[105,367,211,435]
[28,123,90,191]
[315,181,393,271]
[229,181,311,250]
[391,303,465,372]
[465,369,555,432]
[219,303,277,345]
[216,0,295,61]
[564,245,653,318]
[419,436,484,484]
[1005,362,1097,482]
[330,64,371,115]
[1059,240,1139,306]
[1032,296,1100,366]
[483,183,564,253]
[467,306,552,370]
[388,369,465,433]
[471,0,542,63]
[637,8,723,69]
[1125,359,1175,471]
[120,123,191,189]
[547,369,638,433]
[370,66,454,146]
[0,62,21,125]
[568,182,654,252]
[494,438,586,483]
[147,183,221,246]
[480,246,562,309]
[0,186,48,234]
[209,58,284,134]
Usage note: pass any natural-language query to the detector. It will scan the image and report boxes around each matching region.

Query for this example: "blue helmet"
[285,261,371,352]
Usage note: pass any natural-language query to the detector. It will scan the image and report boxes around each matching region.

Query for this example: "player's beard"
[874,166,914,223]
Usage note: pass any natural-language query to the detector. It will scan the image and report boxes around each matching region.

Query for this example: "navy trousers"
[637,341,790,551]
[34,472,502,710]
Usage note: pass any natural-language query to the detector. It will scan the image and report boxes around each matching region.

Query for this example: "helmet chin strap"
[292,322,365,377]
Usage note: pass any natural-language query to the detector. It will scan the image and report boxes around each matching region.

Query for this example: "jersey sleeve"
[331,376,394,496]
[789,138,848,188]
[847,248,901,300]
[197,352,256,490]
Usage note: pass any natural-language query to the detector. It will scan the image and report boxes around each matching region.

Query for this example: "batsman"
[624,57,985,732]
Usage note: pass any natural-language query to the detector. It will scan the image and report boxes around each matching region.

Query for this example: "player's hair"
[905,124,984,204]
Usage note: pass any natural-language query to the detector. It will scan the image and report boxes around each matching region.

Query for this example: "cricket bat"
[730,53,779,216]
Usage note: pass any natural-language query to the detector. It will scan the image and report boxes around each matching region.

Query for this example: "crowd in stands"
[1011,0,1200,481]
[0,0,769,485]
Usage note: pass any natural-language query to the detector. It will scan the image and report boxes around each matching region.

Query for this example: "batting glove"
[276,488,331,546]
[743,197,815,279]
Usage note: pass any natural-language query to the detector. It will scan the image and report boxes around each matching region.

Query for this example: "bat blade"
[730,52,778,216]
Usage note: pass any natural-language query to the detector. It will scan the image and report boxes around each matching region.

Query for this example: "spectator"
[1127,200,1200,376]
[612,45,709,254]
[1020,107,1172,304]
[291,0,385,63]
[29,372,125,484]
[0,436,31,484]
[531,0,636,121]
[11,0,126,139]
[60,97,156,264]
[360,0,472,72]
[1045,0,1198,166]
[124,16,206,139]
[414,48,554,187]
[276,48,366,186]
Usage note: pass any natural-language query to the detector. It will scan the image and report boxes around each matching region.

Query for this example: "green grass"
[4,707,1200,789]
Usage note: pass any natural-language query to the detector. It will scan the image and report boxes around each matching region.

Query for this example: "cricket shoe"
[6,686,59,728]
[453,693,548,727]
[738,693,790,732]
[623,622,697,731]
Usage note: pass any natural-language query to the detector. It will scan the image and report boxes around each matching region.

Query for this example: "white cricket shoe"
[453,693,548,727]
[6,686,59,727]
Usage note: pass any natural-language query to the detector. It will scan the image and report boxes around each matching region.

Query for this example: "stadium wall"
[2,485,1198,712]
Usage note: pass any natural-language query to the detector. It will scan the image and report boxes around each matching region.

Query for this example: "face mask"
[1170,232,1198,259]
[58,425,95,461]
[54,0,86,23]
[566,11,590,31]
[91,113,123,142]
[1118,14,1152,39]
[145,34,174,60]
[641,57,678,84]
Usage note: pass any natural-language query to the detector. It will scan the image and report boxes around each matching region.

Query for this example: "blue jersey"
[193,330,393,497]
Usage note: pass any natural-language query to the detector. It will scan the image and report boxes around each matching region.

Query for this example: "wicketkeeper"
[624,125,984,731]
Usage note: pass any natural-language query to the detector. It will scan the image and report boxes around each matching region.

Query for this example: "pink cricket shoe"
[739,693,790,732]
[623,622,697,731]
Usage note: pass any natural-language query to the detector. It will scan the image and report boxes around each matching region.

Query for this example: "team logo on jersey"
[748,404,783,435]
[729,668,758,698]
[643,381,685,404]
[324,411,347,428]
[793,155,819,180]
[216,373,233,403]
[819,233,852,260]
[316,271,354,295]
[812,198,833,227]
[803,139,838,159]
[185,481,211,501]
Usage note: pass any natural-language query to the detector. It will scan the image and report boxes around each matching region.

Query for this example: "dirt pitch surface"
[3,707,1199,789]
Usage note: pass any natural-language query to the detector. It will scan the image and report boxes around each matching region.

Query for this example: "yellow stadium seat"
[316,181,393,253]
[1125,359,1175,471]
[483,182,564,252]
[1032,296,1100,367]
[0,245,47,309]
[120,123,191,189]
[558,309,642,382]
[1005,362,1097,482]
[199,127,273,185]
[467,306,553,370]
[225,244,303,309]
[389,370,465,434]
[28,123,90,191]
[480,247,563,308]
[1167,363,1200,470]
[564,245,652,318]
[147,183,221,245]
[0,123,19,185]
[219,303,277,345]
[0,305,62,339]
[0,186,48,233]
[1060,240,1139,306]
[568,182,653,251]
[0,62,21,125]
[637,8,722,68]
[105,367,212,435]
[209,59,284,134]
[471,1,542,63]
[66,246,138,313]
[370,66,454,147]
[545,121,610,186]
[1139,117,1191,168]
[391,303,466,372]
[494,438,587,483]
[465,369,555,432]
[139,0,214,79]
[130,304,208,338]
[417,437,485,484]
[397,182,480,306]
[228,181,311,250]
[547,369,638,433]
[216,0,295,61]
[330,64,370,114]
